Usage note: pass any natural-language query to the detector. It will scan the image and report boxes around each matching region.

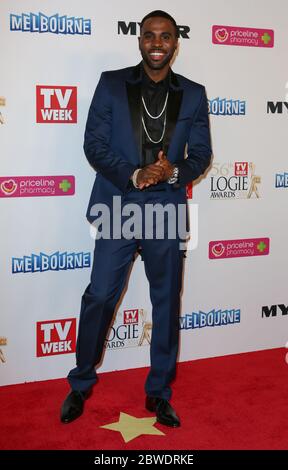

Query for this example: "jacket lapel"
[126,63,142,163]
[162,70,183,156]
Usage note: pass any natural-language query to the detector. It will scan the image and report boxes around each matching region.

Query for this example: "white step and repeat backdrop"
[1,0,287,386]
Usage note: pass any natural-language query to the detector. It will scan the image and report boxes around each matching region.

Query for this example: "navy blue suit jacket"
[84,63,212,222]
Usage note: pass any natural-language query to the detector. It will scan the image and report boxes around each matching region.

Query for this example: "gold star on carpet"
[100,412,165,443]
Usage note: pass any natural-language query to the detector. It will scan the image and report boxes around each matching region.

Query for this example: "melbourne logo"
[275,172,288,188]
[36,319,76,357]
[209,238,270,260]
[0,175,75,197]
[12,251,91,274]
[212,25,274,47]
[105,308,152,350]
[36,86,77,123]
[210,162,261,199]
[208,98,246,115]
[180,309,240,329]
[117,20,190,39]
[10,13,91,35]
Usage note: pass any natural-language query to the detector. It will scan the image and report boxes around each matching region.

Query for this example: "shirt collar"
[140,62,171,89]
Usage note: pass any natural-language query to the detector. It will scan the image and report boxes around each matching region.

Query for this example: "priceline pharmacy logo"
[0,175,75,197]
[209,238,270,259]
[212,25,274,48]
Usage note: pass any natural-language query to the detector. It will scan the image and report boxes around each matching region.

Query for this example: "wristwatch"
[167,166,179,184]
[132,169,141,188]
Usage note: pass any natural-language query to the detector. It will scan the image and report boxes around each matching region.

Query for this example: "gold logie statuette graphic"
[210,162,261,200]
[247,163,261,198]
[138,308,152,346]
[0,337,7,363]
[0,96,6,124]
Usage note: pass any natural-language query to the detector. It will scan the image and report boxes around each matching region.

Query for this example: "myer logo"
[267,102,288,114]
[36,86,77,123]
[36,318,76,357]
[117,21,190,39]
[262,304,288,318]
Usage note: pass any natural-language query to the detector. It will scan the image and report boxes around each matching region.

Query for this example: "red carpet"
[1,348,288,450]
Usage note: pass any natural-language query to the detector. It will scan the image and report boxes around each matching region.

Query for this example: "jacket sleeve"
[176,86,212,187]
[83,72,137,192]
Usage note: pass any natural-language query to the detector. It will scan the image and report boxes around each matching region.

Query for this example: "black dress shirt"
[141,65,170,167]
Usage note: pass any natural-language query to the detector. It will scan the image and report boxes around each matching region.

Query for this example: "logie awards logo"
[209,162,261,200]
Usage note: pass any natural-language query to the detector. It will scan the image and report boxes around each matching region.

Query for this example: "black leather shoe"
[145,396,180,427]
[60,390,89,424]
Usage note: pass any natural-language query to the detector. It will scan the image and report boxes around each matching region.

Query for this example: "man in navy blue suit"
[61,10,212,427]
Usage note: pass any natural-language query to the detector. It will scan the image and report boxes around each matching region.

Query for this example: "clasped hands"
[136,151,174,190]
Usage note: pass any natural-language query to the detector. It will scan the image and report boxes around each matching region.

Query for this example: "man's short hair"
[140,10,179,38]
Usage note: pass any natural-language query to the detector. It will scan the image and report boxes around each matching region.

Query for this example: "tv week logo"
[36,318,76,357]
[36,86,77,123]
[123,309,139,325]
[235,162,248,176]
